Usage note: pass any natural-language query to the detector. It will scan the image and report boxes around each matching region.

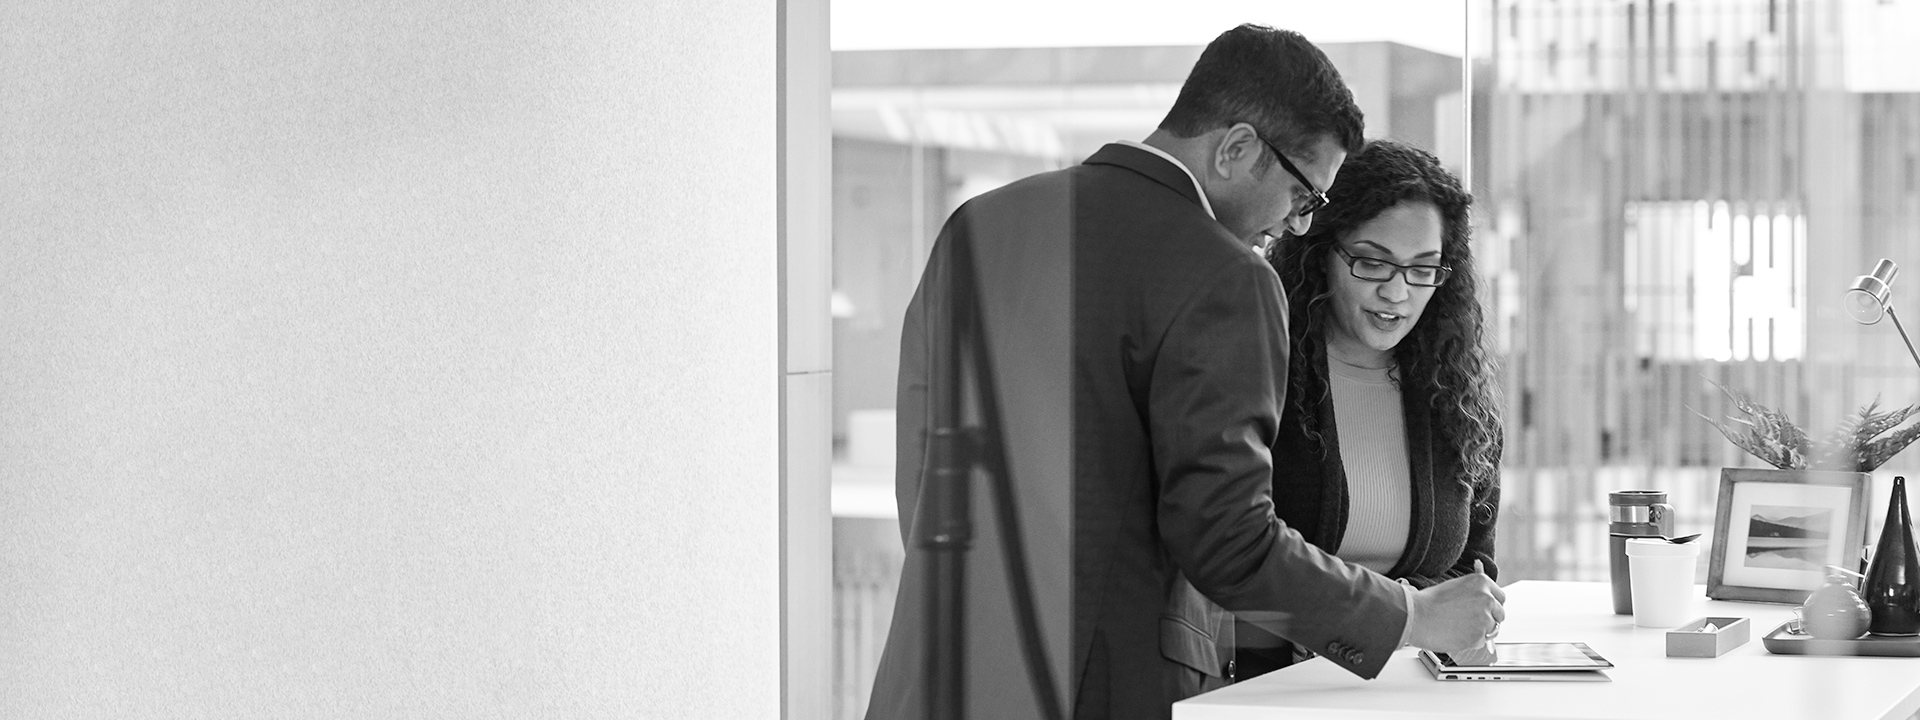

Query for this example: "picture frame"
[1706,468,1871,604]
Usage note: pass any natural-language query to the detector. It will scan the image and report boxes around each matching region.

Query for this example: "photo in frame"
[1707,468,1871,604]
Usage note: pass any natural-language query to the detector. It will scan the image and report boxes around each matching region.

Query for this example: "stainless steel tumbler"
[1610,490,1675,615]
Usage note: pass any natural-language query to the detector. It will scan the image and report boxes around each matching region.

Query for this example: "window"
[1472,0,1917,582]
[1623,202,1806,363]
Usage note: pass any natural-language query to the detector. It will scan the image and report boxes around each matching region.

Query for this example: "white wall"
[1,2,783,717]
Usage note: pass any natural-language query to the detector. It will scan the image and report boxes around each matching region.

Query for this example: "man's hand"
[1406,568,1506,655]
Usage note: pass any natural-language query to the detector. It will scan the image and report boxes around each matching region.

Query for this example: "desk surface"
[1174,581,1920,720]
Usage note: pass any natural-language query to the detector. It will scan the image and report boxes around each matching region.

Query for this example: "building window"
[1624,201,1806,363]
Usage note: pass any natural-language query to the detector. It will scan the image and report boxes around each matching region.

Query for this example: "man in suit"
[867,25,1506,720]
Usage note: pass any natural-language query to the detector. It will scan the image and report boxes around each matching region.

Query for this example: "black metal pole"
[920,228,1065,720]
[921,237,971,720]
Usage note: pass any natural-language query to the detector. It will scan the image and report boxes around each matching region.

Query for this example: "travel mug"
[1610,490,1675,614]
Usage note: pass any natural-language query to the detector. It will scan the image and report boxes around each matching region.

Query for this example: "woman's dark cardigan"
[1234,366,1502,678]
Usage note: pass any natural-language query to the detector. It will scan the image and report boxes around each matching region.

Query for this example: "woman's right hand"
[1406,568,1505,654]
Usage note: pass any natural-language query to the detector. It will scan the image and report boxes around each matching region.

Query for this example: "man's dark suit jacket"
[1237,364,1504,677]
[865,144,1407,720]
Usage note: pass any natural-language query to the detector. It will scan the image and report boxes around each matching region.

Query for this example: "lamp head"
[1847,258,1899,325]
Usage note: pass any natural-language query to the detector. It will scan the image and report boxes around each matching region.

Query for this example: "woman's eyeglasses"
[1334,245,1452,287]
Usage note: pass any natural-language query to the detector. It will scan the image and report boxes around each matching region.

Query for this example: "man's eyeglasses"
[1253,134,1330,218]
[1334,245,1452,287]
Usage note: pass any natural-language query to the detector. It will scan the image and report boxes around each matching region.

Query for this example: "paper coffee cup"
[1626,538,1700,628]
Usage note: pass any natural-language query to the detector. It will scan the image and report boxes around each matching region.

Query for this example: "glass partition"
[821,1,1920,711]
[826,6,1472,717]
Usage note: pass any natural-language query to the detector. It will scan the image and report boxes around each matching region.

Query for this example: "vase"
[1864,476,1920,636]
[1803,567,1871,640]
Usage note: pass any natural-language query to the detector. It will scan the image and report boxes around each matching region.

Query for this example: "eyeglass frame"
[1251,132,1331,218]
[1332,245,1453,288]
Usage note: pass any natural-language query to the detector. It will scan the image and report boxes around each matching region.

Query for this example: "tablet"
[1418,643,1614,682]
[1426,642,1613,671]
[1420,652,1612,681]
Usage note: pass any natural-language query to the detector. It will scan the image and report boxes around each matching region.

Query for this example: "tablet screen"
[1432,642,1612,670]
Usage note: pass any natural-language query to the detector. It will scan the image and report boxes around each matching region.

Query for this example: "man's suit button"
[1349,651,1366,664]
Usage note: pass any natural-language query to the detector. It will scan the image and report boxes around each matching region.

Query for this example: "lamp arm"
[1886,305,1920,372]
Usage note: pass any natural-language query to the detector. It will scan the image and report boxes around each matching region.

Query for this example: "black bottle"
[1864,476,1920,636]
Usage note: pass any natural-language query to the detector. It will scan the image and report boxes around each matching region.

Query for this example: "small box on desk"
[1666,616,1750,658]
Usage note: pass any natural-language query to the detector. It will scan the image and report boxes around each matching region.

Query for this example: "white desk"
[1175,581,1920,720]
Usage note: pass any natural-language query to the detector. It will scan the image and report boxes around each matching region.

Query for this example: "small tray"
[1761,621,1920,657]
[1667,616,1750,658]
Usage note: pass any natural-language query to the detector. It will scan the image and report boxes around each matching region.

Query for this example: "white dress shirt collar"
[1115,139,1216,221]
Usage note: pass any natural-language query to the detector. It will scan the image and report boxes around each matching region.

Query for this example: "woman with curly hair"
[1236,139,1505,679]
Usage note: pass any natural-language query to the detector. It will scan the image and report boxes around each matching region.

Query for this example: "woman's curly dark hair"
[1265,139,1502,492]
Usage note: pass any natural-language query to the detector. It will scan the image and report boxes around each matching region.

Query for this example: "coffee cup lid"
[1625,537,1700,556]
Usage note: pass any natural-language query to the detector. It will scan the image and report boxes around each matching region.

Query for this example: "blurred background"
[825,1,1920,717]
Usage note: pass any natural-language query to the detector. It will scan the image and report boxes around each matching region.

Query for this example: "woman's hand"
[1406,563,1506,654]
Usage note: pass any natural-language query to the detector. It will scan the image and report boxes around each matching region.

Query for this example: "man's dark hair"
[1159,24,1364,163]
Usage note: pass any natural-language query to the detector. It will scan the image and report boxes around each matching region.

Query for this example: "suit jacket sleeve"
[1150,255,1408,679]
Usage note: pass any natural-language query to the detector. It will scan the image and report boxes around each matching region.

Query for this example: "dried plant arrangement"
[1691,379,1920,472]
